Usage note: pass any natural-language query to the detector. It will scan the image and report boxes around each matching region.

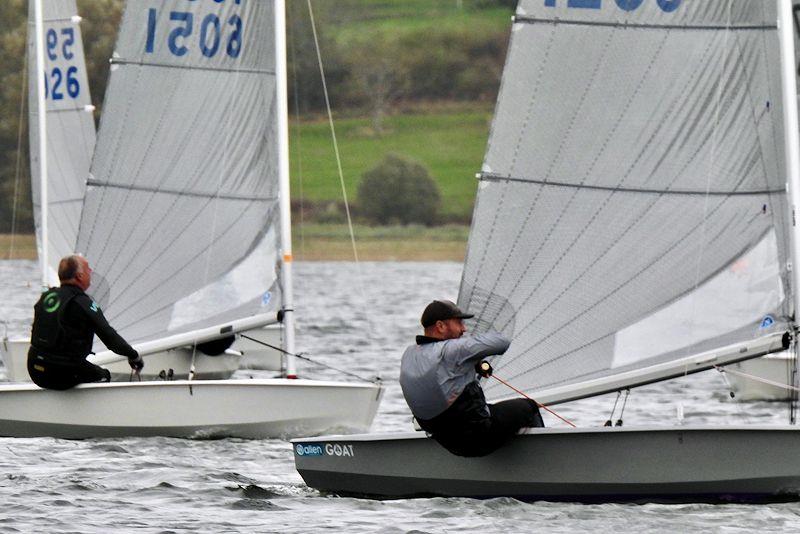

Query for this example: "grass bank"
[293,224,468,261]
[3,226,469,262]
[290,103,492,222]
[0,234,36,260]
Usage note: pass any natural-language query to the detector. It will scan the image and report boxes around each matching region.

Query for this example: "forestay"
[76,0,282,345]
[460,0,792,401]
[28,0,95,285]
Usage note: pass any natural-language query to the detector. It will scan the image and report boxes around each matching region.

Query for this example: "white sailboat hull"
[294,426,800,503]
[728,353,796,401]
[0,379,383,439]
[1,338,241,382]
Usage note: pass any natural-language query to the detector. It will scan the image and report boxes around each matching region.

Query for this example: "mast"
[33,0,49,289]
[778,0,800,331]
[275,0,297,378]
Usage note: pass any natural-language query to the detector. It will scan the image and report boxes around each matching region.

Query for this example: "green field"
[326,2,513,45]
[290,103,493,221]
[292,223,469,261]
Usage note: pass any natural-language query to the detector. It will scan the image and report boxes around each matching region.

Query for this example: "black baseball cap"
[421,299,474,328]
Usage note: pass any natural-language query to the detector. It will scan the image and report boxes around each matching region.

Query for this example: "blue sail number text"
[145,9,243,58]
[43,27,81,100]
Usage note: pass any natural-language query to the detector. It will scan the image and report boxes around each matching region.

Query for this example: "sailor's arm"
[76,296,139,360]
[443,331,510,366]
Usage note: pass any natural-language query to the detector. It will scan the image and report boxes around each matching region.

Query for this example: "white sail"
[459,0,791,402]
[27,0,95,286]
[76,0,282,346]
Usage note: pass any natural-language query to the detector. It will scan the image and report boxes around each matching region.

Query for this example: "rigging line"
[306,0,379,373]
[604,390,621,426]
[488,373,576,428]
[9,40,27,260]
[306,0,360,265]
[714,365,800,393]
[616,389,629,426]
[239,334,375,383]
[715,366,751,423]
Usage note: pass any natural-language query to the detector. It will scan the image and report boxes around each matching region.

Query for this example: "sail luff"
[777,0,800,322]
[33,0,49,287]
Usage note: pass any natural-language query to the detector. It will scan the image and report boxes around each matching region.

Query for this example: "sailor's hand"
[475,360,493,378]
[128,353,144,372]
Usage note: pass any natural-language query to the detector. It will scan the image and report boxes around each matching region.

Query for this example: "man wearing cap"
[399,299,544,457]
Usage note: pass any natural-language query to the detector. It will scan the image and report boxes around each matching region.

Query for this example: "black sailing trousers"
[27,348,109,390]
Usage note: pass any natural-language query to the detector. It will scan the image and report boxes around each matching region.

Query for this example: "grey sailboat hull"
[293,426,800,503]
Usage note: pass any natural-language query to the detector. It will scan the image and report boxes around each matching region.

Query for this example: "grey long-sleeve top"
[399,331,510,420]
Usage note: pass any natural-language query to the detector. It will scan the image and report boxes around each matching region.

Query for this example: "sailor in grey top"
[400,299,544,457]
[400,330,510,420]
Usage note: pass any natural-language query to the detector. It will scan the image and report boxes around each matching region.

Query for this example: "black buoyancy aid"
[30,286,85,356]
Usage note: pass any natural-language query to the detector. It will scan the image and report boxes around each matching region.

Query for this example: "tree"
[357,154,441,226]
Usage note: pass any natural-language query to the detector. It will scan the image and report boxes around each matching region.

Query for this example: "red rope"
[491,374,576,428]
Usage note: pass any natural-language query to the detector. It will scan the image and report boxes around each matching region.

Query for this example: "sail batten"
[461,0,790,402]
[479,173,785,196]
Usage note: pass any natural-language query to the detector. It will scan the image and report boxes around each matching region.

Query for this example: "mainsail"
[76,0,282,346]
[28,0,95,285]
[460,0,792,402]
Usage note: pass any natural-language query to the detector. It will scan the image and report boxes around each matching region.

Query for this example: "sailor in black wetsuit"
[27,255,144,390]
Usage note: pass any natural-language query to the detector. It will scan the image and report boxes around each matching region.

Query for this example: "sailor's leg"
[489,398,545,435]
[73,359,111,384]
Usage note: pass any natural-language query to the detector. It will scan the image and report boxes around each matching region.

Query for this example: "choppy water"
[1,260,800,533]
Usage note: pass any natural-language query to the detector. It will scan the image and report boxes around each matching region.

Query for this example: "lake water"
[1,260,799,533]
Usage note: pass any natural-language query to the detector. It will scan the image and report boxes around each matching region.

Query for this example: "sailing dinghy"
[0,0,250,383]
[294,0,800,501]
[0,0,383,439]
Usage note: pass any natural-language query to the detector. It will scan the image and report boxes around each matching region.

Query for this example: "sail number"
[544,0,681,11]
[145,8,243,58]
[43,27,81,100]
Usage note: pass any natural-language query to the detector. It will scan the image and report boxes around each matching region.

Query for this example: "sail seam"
[514,16,776,32]
[109,59,275,76]
[479,173,784,196]
[85,180,277,202]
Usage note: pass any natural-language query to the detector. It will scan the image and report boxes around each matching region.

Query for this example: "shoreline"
[1,226,468,262]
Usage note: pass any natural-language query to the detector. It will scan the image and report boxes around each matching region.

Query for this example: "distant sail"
[76,0,282,344]
[459,0,790,401]
[28,0,95,284]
